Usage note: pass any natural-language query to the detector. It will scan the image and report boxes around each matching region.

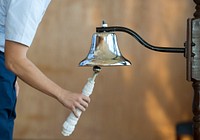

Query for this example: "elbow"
[4,40,29,75]
[4,53,22,75]
[5,57,16,73]
[5,54,29,77]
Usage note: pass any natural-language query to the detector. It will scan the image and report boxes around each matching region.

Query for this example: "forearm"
[12,57,63,99]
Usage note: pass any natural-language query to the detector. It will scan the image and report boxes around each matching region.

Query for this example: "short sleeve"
[5,0,50,47]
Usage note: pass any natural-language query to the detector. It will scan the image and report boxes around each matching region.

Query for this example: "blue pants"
[0,52,17,140]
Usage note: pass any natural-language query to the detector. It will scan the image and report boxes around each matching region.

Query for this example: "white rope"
[62,72,98,136]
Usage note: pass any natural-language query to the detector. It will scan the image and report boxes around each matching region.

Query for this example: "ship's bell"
[79,32,131,67]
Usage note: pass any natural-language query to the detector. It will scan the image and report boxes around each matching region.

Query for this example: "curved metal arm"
[96,26,185,53]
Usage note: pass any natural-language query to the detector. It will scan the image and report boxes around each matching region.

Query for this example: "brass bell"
[79,32,131,67]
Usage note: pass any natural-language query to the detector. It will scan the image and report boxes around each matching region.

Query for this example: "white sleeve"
[5,0,50,47]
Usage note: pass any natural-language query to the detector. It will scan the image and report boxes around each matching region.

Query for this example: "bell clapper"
[62,66,101,136]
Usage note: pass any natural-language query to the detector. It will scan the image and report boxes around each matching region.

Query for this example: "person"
[0,0,90,140]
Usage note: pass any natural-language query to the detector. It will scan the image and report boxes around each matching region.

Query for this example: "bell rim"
[79,58,132,67]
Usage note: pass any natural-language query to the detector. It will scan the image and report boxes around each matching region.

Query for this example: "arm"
[5,41,90,117]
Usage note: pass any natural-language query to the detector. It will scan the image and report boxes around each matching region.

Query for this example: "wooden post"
[192,0,200,139]
[192,81,200,139]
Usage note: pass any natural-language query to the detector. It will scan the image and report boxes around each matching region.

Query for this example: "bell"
[79,32,131,67]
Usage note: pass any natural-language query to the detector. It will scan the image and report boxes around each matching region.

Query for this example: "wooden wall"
[14,0,195,139]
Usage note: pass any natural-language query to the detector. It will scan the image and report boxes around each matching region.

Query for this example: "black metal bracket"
[96,26,185,53]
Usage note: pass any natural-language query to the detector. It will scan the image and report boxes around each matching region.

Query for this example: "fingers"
[82,95,90,103]
[76,95,90,111]
[70,94,90,117]
[57,90,91,118]
[72,107,79,118]
[72,97,89,118]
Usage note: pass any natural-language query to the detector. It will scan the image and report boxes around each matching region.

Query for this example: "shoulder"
[5,0,51,47]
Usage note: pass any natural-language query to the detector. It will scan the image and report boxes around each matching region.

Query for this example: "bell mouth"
[79,56,131,67]
[79,32,132,67]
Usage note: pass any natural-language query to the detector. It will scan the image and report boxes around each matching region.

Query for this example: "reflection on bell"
[79,32,131,67]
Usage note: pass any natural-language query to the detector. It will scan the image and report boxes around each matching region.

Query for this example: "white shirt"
[0,0,51,52]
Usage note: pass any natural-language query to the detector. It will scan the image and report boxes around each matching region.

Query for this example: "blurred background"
[13,0,195,140]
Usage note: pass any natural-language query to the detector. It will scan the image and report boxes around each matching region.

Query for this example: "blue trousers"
[0,52,17,140]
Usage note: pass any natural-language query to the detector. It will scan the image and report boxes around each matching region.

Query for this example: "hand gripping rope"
[62,66,101,136]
